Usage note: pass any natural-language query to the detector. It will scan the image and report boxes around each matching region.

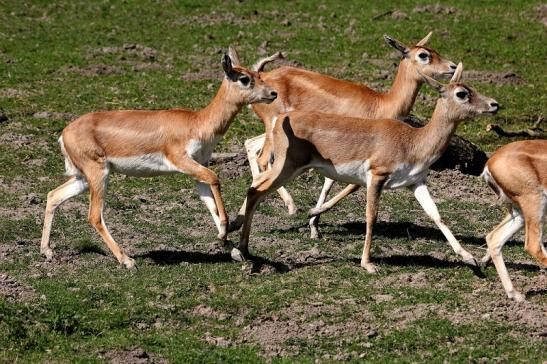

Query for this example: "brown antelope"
[480,140,546,301]
[40,47,277,269]
[232,64,499,273]
[232,32,458,238]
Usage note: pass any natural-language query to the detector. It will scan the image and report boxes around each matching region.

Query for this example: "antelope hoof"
[41,248,54,261]
[361,261,379,274]
[462,253,478,267]
[231,247,247,262]
[510,291,526,303]
[480,253,492,267]
[122,257,137,270]
[309,227,321,240]
[287,205,298,216]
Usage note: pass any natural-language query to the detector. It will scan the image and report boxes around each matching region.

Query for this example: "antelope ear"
[222,54,239,81]
[384,34,409,57]
[228,46,241,67]
[450,62,463,83]
[416,31,433,46]
[418,70,446,96]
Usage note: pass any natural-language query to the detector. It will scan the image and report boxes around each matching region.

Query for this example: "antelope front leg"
[361,175,386,273]
[196,182,225,239]
[172,156,229,240]
[253,132,297,215]
[411,183,477,266]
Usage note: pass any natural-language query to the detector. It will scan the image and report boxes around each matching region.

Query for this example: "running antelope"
[232,64,499,273]
[40,47,277,269]
[232,32,458,237]
[480,140,546,302]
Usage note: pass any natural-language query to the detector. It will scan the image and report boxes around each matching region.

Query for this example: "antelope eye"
[239,75,250,86]
[456,90,468,99]
[418,52,428,59]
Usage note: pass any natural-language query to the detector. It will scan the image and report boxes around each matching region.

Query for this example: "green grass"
[1,1,546,363]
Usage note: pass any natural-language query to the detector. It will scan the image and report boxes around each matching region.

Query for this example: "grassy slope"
[0,1,545,362]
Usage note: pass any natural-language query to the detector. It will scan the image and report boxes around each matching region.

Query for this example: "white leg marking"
[412,183,477,266]
[41,177,88,260]
[196,181,221,233]
[245,134,266,179]
[309,178,335,239]
[486,209,525,301]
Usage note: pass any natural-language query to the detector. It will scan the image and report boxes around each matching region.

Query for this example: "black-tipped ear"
[418,70,446,96]
[222,54,239,81]
[384,34,410,57]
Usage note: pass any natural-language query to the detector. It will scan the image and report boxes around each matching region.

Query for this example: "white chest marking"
[385,163,430,189]
[108,154,181,177]
[186,136,222,165]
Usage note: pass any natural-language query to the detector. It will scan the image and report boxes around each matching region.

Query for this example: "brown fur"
[40,49,277,268]
[230,33,458,234]
[233,69,499,274]
[482,140,547,301]
[252,35,456,172]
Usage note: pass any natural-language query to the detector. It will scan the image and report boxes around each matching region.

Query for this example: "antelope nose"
[449,63,457,70]
[270,91,278,99]
[490,101,499,109]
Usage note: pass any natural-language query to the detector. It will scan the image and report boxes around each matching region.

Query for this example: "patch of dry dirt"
[537,4,547,26]
[0,88,32,98]
[414,4,457,14]
[32,111,75,121]
[91,43,158,61]
[373,271,430,290]
[0,273,36,302]
[86,43,172,73]
[99,348,167,364]
[60,64,122,76]
[172,11,252,27]
[187,304,231,321]
[241,308,376,357]
[427,169,494,204]
[204,332,232,347]
[211,151,249,180]
[464,70,526,86]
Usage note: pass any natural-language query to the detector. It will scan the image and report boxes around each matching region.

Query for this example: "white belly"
[315,159,429,189]
[109,153,181,177]
[315,160,371,186]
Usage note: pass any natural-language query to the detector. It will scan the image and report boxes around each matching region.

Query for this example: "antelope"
[231,32,458,238]
[232,64,499,273]
[40,47,278,269]
[480,140,546,302]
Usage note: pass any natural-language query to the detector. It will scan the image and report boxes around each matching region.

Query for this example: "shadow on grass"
[526,289,547,298]
[136,249,290,273]
[267,220,523,248]
[348,254,486,277]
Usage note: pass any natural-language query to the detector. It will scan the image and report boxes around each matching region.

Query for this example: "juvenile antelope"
[232,32,458,237]
[480,140,546,301]
[40,47,277,268]
[232,64,499,273]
